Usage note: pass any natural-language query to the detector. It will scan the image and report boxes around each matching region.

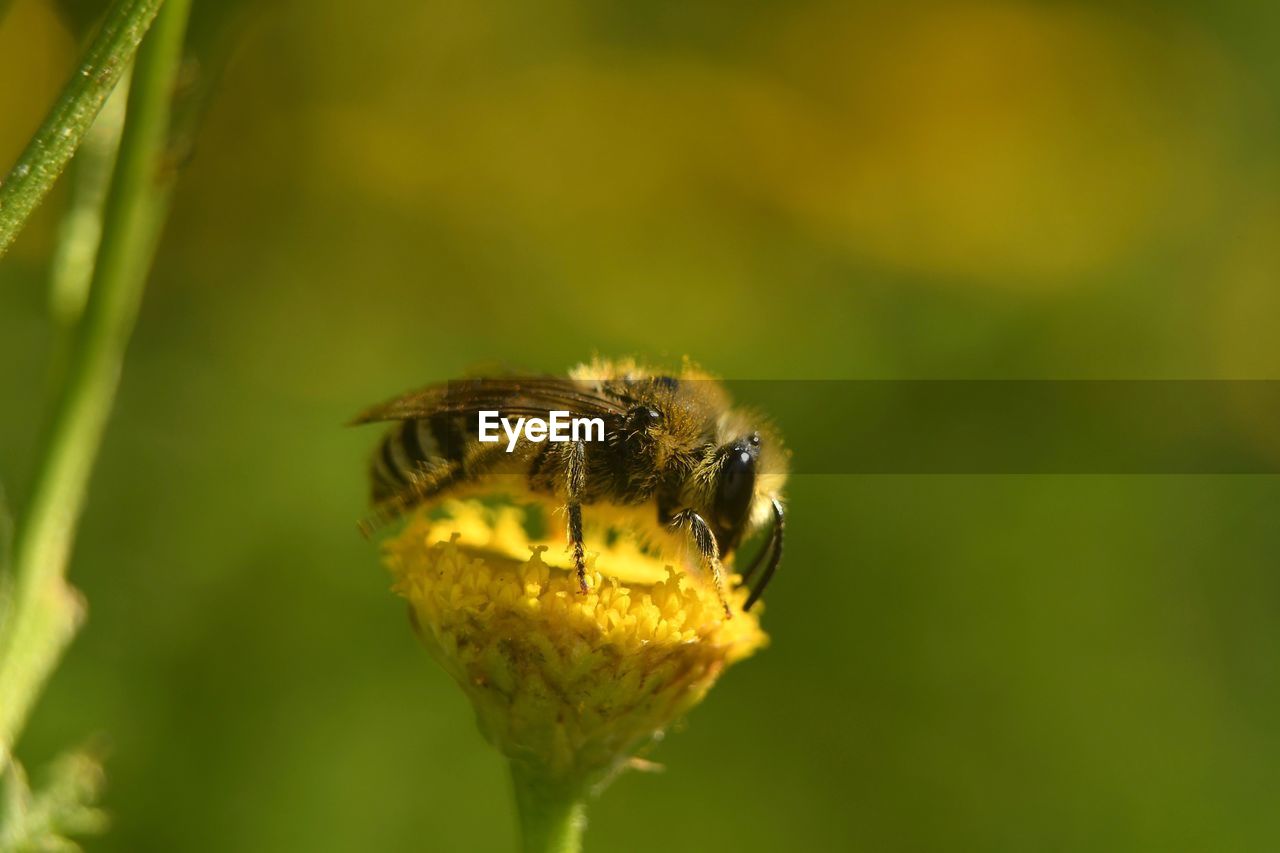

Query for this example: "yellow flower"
[383,499,766,845]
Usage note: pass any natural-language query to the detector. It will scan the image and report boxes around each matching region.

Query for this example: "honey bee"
[353,359,787,615]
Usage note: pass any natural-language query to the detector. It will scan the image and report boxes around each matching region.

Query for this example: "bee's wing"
[350,377,631,425]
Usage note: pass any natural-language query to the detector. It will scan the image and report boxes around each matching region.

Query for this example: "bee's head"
[694,405,788,552]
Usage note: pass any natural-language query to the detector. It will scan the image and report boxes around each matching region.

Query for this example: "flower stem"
[0,0,191,766]
[0,0,166,258]
[49,67,132,332]
[509,762,588,853]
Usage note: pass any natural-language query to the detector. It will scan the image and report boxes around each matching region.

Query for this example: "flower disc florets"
[383,500,767,787]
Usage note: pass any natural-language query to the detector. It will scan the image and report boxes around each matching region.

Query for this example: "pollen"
[383,500,768,786]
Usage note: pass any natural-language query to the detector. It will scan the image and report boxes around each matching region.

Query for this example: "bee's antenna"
[742,499,784,611]
[738,513,776,585]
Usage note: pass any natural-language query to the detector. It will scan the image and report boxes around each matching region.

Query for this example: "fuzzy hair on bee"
[352,359,789,615]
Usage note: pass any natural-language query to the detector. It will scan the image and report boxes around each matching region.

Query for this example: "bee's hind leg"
[565,440,589,593]
[670,509,732,620]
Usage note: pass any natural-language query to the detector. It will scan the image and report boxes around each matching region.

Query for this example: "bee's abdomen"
[370,416,468,502]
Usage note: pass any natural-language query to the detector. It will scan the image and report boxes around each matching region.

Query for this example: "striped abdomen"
[370,415,469,503]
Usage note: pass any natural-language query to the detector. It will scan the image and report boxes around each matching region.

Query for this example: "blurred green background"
[4,0,1280,850]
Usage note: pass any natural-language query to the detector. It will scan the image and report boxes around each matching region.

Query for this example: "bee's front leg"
[669,509,732,619]
[565,440,589,593]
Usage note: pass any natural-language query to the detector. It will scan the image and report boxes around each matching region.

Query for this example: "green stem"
[0,0,191,766]
[509,763,589,853]
[0,0,165,258]
[49,67,132,331]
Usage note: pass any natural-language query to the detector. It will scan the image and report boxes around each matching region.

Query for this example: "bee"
[352,359,787,615]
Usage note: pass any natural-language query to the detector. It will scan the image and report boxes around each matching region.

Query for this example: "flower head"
[383,500,767,788]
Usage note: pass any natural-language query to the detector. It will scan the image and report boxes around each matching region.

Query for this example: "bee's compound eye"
[714,444,757,532]
[647,408,663,424]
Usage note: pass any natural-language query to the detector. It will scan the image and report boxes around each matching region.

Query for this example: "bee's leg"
[565,440,589,593]
[670,509,732,619]
[742,498,784,611]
